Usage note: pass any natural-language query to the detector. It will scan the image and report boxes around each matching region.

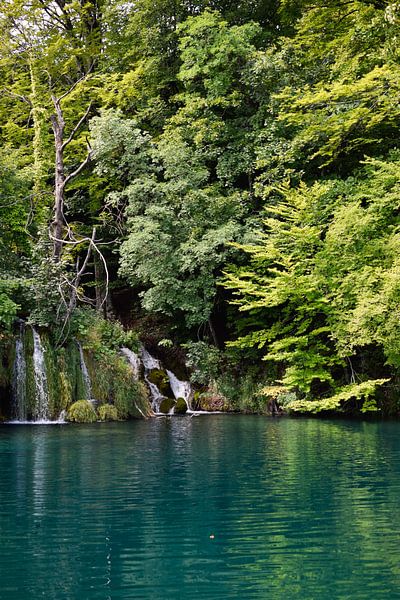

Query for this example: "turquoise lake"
[1,415,400,599]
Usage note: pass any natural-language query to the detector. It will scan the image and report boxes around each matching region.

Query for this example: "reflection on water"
[1,417,400,599]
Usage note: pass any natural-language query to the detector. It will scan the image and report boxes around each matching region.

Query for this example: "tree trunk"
[208,317,219,348]
[50,106,66,262]
[94,252,108,315]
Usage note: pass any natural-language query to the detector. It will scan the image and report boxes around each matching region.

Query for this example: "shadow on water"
[1,416,400,599]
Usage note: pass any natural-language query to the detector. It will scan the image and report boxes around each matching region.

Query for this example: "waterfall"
[145,377,164,413]
[32,328,50,422]
[138,346,164,412]
[121,347,155,417]
[77,341,92,401]
[140,346,161,370]
[57,409,67,423]
[137,345,193,414]
[121,347,141,380]
[12,322,27,421]
[166,370,193,411]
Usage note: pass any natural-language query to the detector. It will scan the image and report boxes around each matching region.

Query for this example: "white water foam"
[12,323,27,421]
[121,347,141,379]
[166,369,193,410]
[32,329,50,422]
[77,341,92,401]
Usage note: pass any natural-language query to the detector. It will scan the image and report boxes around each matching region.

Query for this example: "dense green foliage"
[98,403,120,421]
[67,400,98,423]
[1,0,400,415]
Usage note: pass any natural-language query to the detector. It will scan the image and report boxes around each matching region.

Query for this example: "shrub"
[67,400,97,423]
[98,404,120,421]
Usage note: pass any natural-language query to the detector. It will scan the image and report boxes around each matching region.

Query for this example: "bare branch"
[36,0,68,30]
[64,148,91,186]
[62,101,92,150]
[50,94,65,129]
[1,88,32,107]
[57,66,93,103]
[92,242,109,310]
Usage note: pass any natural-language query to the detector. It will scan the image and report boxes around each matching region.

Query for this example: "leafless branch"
[57,66,93,102]
[64,146,91,186]
[62,101,92,150]
[1,88,32,107]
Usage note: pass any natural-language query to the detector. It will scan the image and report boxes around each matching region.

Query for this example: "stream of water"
[1,416,400,599]
[11,323,26,421]
[32,328,50,422]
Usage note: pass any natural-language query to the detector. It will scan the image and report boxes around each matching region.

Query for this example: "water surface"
[1,416,400,599]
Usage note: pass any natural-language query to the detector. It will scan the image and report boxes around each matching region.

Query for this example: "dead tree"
[49,77,92,261]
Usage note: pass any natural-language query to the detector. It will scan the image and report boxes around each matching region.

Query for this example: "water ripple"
[1,417,400,599]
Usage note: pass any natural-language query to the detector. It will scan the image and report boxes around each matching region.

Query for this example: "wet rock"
[159,398,175,414]
[147,369,173,396]
[174,397,188,414]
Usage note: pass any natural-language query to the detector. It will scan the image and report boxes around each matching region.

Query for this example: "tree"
[224,154,400,411]
[0,0,111,333]
[91,109,248,335]
[256,0,400,181]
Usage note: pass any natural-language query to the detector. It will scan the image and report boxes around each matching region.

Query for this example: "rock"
[174,397,187,414]
[159,398,175,414]
[147,369,173,396]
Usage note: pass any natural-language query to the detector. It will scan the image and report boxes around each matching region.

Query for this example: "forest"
[1,0,399,418]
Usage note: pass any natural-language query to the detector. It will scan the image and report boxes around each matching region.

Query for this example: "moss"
[59,368,72,411]
[60,342,95,405]
[174,397,188,414]
[198,388,228,412]
[67,400,97,423]
[98,404,120,421]
[147,369,173,396]
[112,357,150,418]
[159,398,175,414]
[0,335,13,388]
[85,350,152,418]
[41,332,61,419]
[134,381,153,417]
[86,350,110,402]
[0,334,13,417]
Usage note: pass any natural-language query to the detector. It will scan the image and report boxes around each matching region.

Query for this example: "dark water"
[1,416,400,599]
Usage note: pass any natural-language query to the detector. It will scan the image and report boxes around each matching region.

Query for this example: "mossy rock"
[198,393,227,412]
[147,369,173,396]
[67,400,97,423]
[98,404,120,421]
[159,398,175,414]
[174,397,188,415]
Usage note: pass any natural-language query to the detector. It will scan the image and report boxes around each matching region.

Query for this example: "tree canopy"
[1,0,400,413]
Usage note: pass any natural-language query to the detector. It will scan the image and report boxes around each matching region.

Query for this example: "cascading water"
[140,346,161,370]
[32,328,50,422]
[121,347,141,380]
[145,378,164,413]
[121,347,153,417]
[138,345,164,412]
[77,341,92,401]
[138,345,193,414]
[166,369,193,411]
[12,322,27,421]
